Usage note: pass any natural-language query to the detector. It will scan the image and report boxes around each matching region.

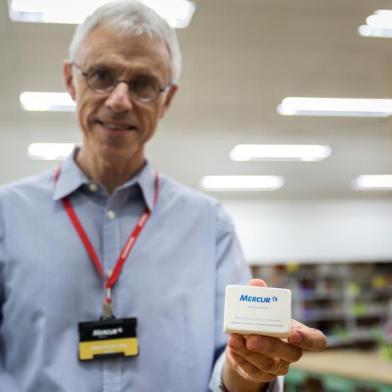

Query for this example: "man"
[0,1,326,391]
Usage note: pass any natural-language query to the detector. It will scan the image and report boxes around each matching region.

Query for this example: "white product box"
[224,285,291,338]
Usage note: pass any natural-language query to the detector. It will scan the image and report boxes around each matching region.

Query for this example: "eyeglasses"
[72,63,171,103]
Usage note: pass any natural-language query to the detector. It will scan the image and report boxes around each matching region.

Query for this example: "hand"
[224,279,327,388]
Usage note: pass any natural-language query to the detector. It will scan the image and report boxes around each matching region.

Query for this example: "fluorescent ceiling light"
[20,92,75,112]
[277,97,392,117]
[352,175,392,190]
[7,0,195,28]
[230,144,331,162]
[358,25,392,38]
[359,10,392,38]
[200,175,284,191]
[28,143,75,160]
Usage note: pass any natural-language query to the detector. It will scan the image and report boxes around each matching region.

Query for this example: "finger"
[229,333,303,363]
[246,334,303,363]
[276,359,290,376]
[228,335,292,376]
[288,320,327,351]
[231,348,290,376]
[226,349,277,383]
[248,278,268,287]
[228,333,247,351]
[228,336,281,374]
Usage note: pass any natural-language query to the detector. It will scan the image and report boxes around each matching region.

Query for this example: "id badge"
[78,318,138,361]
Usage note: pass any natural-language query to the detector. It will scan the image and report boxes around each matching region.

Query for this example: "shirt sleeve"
[0,357,20,392]
[212,203,251,360]
[208,203,284,392]
[0,198,21,391]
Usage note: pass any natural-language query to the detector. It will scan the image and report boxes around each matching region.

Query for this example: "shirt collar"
[53,149,89,201]
[53,150,157,211]
[116,160,157,211]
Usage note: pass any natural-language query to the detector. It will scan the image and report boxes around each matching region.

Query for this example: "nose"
[104,82,133,113]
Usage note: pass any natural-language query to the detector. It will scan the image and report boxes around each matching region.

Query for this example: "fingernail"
[290,332,303,344]
[248,337,261,351]
[228,335,243,350]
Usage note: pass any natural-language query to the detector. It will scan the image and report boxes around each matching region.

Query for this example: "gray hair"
[69,0,182,84]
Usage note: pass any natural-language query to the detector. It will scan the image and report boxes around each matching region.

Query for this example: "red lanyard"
[55,167,159,314]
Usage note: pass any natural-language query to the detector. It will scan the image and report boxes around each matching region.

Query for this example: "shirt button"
[107,210,116,220]
[89,183,98,192]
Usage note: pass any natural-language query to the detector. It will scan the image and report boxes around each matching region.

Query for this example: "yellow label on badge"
[79,337,138,360]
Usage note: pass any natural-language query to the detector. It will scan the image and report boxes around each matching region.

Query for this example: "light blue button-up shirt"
[0,152,271,391]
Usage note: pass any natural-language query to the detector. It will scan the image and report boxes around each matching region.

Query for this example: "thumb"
[248,278,268,288]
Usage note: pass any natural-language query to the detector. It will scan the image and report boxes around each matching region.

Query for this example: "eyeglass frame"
[71,62,171,103]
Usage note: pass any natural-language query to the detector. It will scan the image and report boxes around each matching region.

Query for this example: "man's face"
[64,25,177,168]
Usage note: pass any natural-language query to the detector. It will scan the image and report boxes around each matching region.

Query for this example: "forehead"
[76,25,172,79]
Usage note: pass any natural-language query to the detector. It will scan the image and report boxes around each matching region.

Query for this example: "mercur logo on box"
[224,285,291,338]
[239,294,278,304]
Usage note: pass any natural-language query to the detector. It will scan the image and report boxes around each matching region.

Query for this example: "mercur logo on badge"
[239,294,278,304]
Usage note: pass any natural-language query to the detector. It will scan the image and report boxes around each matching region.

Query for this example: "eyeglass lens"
[86,68,162,101]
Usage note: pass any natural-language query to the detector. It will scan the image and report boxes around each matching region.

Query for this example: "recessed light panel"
[352,175,392,190]
[230,144,331,162]
[8,0,196,28]
[200,175,284,191]
[358,10,392,38]
[28,143,75,160]
[277,97,392,117]
[20,92,75,112]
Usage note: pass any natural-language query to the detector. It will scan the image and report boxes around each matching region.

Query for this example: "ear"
[159,84,178,118]
[63,61,77,101]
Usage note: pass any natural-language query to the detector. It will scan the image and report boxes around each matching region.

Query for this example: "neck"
[76,148,145,194]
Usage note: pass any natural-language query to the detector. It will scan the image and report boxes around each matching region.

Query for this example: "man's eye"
[86,68,116,90]
[90,69,112,82]
[133,76,159,93]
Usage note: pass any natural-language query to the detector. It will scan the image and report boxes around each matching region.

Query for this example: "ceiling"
[1,0,392,200]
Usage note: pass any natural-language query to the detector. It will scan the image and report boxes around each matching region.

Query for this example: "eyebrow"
[87,62,166,86]
[90,61,161,76]
[85,63,113,71]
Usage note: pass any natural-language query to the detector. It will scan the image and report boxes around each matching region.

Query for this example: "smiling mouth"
[97,120,137,131]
